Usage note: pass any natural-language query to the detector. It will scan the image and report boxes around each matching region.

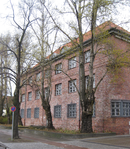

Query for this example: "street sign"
[11,106,16,112]
[11,106,16,141]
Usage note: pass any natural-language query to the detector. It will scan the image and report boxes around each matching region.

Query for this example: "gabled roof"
[32,21,130,69]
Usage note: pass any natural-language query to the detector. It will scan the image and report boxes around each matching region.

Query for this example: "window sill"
[68,67,76,70]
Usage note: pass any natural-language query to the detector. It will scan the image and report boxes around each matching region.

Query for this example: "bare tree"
[40,0,128,133]
[0,0,37,139]
[29,0,59,129]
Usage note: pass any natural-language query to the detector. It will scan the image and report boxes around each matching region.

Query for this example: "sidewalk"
[0,127,130,149]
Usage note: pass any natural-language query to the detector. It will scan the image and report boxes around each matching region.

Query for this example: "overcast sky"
[0,0,130,35]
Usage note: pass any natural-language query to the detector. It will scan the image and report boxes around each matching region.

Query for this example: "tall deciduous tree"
[0,0,37,138]
[42,0,127,133]
[30,0,58,129]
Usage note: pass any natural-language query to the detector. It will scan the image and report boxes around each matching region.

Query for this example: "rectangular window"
[28,92,32,101]
[36,90,40,100]
[22,79,26,86]
[22,94,25,102]
[45,70,49,78]
[55,63,62,74]
[55,84,62,96]
[54,105,61,118]
[67,104,76,118]
[85,74,95,89]
[28,76,32,84]
[36,73,40,81]
[123,102,130,116]
[111,101,121,116]
[69,80,76,93]
[45,87,49,99]
[21,109,24,118]
[34,108,39,118]
[27,108,31,118]
[85,50,90,63]
[68,57,76,69]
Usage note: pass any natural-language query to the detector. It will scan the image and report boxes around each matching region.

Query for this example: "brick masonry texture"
[20,22,130,135]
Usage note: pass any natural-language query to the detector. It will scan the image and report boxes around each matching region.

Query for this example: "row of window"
[21,108,39,118]
[21,100,130,118]
[22,50,90,84]
[21,103,95,119]
[111,100,130,117]
[22,76,95,102]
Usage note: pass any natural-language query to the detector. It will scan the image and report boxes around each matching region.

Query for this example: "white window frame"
[36,73,40,81]
[45,70,49,78]
[45,87,49,99]
[36,90,40,100]
[68,57,76,69]
[22,94,25,102]
[54,105,61,118]
[69,80,76,93]
[67,103,76,118]
[55,63,62,74]
[55,84,62,96]
[85,74,95,89]
[85,50,90,63]
[28,92,32,101]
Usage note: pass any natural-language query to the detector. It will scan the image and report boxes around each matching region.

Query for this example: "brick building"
[20,21,130,135]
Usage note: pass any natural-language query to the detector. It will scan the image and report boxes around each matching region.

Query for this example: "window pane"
[55,63,62,74]
[22,94,25,102]
[27,108,31,118]
[85,50,90,63]
[36,73,40,81]
[34,108,39,118]
[68,104,76,118]
[69,57,76,69]
[69,80,76,93]
[28,92,32,101]
[36,90,40,100]
[111,102,120,116]
[123,102,130,116]
[54,105,61,118]
[55,84,62,96]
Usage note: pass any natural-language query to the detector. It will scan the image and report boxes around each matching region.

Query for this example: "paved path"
[0,128,130,149]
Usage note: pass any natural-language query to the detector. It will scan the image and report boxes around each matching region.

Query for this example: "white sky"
[0,0,130,93]
[0,0,130,35]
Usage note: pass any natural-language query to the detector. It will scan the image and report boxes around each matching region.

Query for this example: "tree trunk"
[18,114,23,126]
[13,91,19,139]
[81,111,92,133]
[45,105,54,129]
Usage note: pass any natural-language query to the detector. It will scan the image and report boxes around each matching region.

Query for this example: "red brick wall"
[20,35,130,134]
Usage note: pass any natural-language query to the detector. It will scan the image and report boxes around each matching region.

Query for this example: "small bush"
[0,116,8,124]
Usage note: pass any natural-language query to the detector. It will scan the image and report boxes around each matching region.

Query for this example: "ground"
[0,126,130,149]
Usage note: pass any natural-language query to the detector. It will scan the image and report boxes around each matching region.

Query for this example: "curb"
[0,125,116,139]
[19,128,116,139]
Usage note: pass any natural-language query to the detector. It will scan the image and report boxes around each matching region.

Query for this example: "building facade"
[20,22,130,135]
